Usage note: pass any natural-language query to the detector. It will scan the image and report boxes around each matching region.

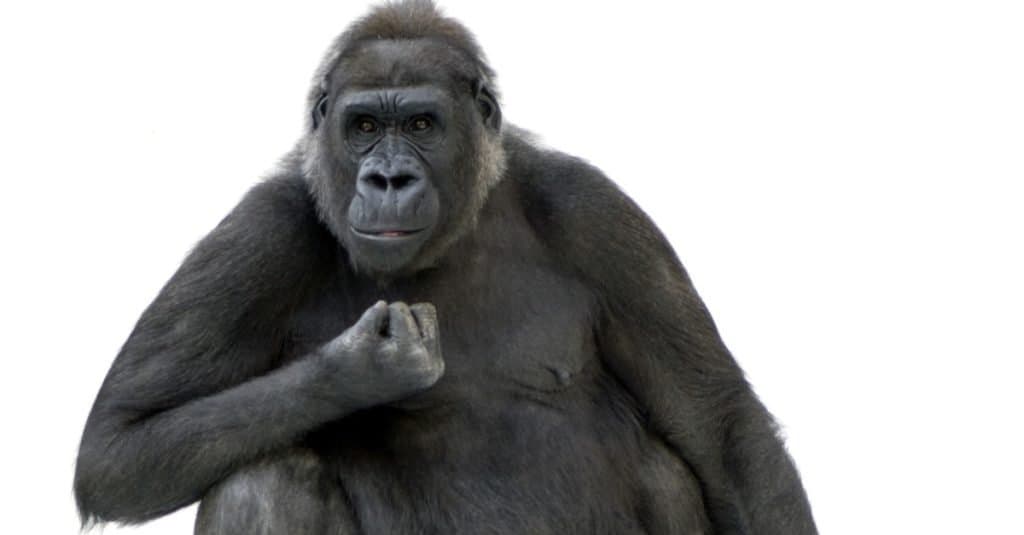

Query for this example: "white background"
[1,1,1022,533]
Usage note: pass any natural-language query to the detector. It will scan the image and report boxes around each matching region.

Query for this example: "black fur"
[74,1,817,533]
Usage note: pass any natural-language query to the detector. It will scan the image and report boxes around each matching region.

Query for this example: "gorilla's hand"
[316,301,444,408]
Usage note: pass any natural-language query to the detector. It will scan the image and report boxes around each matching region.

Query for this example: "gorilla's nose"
[354,167,431,224]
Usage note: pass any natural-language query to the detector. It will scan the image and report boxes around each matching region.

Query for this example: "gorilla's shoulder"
[187,171,334,279]
[505,126,624,221]
[505,127,676,281]
[232,173,321,231]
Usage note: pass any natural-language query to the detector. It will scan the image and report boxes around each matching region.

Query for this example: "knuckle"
[375,344,399,363]
[426,361,444,382]
[406,346,429,363]
[343,331,364,346]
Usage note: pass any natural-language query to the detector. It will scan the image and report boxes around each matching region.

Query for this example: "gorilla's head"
[302,0,504,278]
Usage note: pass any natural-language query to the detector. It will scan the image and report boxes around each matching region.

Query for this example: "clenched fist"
[314,301,444,409]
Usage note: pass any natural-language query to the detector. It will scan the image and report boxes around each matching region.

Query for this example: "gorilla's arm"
[520,148,817,535]
[73,177,333,523]
[74,176,443,524]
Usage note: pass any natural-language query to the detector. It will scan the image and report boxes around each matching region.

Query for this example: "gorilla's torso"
[277,182,709,534]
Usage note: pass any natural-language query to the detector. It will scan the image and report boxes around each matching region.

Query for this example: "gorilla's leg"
[195,450,353,535]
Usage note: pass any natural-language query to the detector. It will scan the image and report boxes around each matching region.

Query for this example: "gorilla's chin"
[345,225,435,277]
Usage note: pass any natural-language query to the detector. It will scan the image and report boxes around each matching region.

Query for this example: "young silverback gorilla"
[74,1,817,534]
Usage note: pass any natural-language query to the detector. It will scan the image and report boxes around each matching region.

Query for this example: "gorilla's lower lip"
[351,227,428,239]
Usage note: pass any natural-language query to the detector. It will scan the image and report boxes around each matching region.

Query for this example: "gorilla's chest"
[421,255,597,405]
[289,250,599,407]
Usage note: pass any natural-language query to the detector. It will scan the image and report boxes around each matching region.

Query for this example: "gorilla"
[74,2,817,534]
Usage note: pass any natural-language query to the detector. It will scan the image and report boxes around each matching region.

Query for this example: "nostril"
[390,174,417,190]
[365,174,388,191]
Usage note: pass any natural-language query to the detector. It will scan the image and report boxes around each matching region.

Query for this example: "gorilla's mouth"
[351,227,428,239]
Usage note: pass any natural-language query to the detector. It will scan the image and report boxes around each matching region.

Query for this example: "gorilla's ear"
[474,80,502,132]
[312,91,329,130]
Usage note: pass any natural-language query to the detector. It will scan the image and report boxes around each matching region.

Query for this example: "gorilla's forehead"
[330,39,478,95]
[338,85,453,115]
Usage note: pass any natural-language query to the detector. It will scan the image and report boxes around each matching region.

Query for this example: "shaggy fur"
[74,2,817,534]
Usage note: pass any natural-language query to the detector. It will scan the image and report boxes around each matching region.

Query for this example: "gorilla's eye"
[356,118,379,134]
[410,116,433,132]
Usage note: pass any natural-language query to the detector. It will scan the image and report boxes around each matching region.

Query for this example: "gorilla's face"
[335,85,450,274]
[307,40,503,279]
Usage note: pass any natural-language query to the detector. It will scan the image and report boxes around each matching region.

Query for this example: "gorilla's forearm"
[74,355,342,524]
[723,394,818,535]
[603,300,817,535]
[75,299,443,525]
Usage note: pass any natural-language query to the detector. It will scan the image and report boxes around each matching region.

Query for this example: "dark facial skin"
[306,37,503,278]
[336,86,448,273]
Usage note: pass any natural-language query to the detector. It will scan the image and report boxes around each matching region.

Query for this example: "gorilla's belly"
[312,382,709,535]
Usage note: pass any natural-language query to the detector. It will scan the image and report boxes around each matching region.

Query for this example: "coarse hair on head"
[305,0,498,130]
